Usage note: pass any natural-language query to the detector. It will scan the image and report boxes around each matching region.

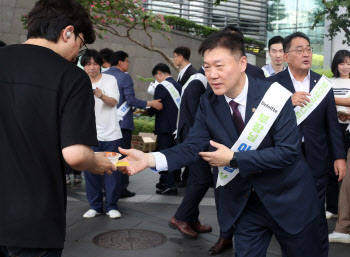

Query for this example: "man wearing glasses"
[0,0,116,256]
[267,32,347,257]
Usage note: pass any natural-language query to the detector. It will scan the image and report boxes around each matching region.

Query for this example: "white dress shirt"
[224,75,248,123]
[151,75,249,172]
[288,67,310,142]
[177,63,191,82]
[288,67,310,93]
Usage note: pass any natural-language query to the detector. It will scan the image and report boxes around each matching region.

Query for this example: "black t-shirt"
[0,44,98,248]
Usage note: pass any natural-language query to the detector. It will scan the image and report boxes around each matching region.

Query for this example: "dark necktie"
[229,100,245,135]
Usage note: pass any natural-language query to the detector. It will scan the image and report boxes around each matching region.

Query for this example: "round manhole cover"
[93,229,167,250]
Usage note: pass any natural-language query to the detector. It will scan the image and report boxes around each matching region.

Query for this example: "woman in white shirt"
[328,49,350,243]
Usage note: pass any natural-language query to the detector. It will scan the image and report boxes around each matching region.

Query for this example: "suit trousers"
[84,140,121,213]
[302,143,329,257]
[326,157,339,214]
[335,152,350,234]
[326,124,350,214]
[234,190,322,257]
[174,158,213,223]
[213,165,235,239]
[158,133,176,188]
[117,129,132,193]
[312,174,329,257]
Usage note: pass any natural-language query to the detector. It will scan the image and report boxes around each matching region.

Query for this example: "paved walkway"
[64,169,350,257]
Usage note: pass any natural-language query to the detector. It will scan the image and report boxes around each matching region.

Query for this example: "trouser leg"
[118,129,132,193]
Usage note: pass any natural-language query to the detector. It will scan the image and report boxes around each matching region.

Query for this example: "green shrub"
[312,69,333,78]
[133,115,155,135]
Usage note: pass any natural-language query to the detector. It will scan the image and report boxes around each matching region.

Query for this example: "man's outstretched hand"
[199,140,234,167]
[117,147,156,175]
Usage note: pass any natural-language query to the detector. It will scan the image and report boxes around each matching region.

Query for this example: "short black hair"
[81,49,103,67]
[268,36,284,50]
[110,51,129,66]
[198,31,245,60]
[283,32,310,53]
[331,50,350,78]
[173,46,191,61]
[222,25,244,37]
[27,0,95,44]
[99,48,114,63]
[0,40,6,47]
[152,63,171,76]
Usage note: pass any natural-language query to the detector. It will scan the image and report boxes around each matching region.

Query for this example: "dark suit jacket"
[161,75,320,234]
[177,67,207,144]
[176,67,211,184]
[104,67,147,131]
[148,77,182,135]
[178,64,197,86]
[246,63,265,80]
[267,69,346,177]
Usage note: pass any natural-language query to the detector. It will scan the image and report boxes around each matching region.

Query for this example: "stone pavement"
[64,169,350,257]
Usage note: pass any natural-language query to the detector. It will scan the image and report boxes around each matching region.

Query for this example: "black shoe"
[120,190,136,198]
[156,187,178,195]
[156,182,166,190]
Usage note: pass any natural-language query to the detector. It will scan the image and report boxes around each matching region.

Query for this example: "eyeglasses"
[286,47,313,55]
[75,33,88,59]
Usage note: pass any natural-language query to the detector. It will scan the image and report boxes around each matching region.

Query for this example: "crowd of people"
[1,0,350,257]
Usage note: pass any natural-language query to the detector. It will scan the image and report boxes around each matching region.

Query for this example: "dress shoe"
[168,216,198,238]
[190,222,212,233]
[155,182,166,190]
[156,187,178,195]
[120,190,136,198]
[208,237,233,256]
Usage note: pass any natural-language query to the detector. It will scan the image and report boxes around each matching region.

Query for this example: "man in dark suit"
[169,67,213,238]
[147,63,182,195]
[119,32,322,256]
[207,24,266,255]
[267,32,346,257]
[174,46,197,86]
[105,51,163,198]
[173,46,197,186]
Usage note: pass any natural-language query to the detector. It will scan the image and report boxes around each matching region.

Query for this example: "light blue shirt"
[261,64,285,77]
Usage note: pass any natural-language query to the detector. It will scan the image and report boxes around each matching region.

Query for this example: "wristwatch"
[229,154,238,168]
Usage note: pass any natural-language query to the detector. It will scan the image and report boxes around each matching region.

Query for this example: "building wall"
[266,0,325,69]
[145,0,268,42]
[323,6,350,70]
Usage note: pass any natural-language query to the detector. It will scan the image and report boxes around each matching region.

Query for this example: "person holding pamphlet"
[81,49,123,219]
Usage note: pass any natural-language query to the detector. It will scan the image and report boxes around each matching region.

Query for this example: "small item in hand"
[104,152,121,165]
[115,161,129,167]
[96,152,129,167]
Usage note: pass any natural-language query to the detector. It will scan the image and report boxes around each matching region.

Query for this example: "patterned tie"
[229,100,245,135]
